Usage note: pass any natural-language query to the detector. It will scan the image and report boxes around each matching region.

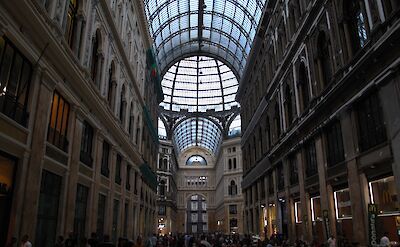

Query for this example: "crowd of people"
[5,232,395,247]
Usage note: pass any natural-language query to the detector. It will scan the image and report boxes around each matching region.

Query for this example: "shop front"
[0,152,17,246]
[334,188,353,242]
[369,176,400,241]
[310,196,324,245]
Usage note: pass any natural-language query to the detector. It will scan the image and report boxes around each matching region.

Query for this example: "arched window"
[233,158,237,169]
[159,180,166,196]
[284,84,294,126]
[90,30,102,85]
[128,102,134,136]
[119,84,126,124]
[229,180,238,196]
[265,116,271,151]
[344,1,368,55]
[107,62,116,108]
[65,0,79,49]
[274,101,281,139]
[298,61,310,112]
[316,31,332,91]
[163,158,168,170]
[158,157,163,169]
[228,159,232,170]
[135,116,141,145]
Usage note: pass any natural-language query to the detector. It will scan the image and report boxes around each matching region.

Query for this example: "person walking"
[327,235,336,247]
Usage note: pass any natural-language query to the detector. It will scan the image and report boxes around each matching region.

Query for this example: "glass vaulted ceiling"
[161,56,239,112]
[144,0,267,76]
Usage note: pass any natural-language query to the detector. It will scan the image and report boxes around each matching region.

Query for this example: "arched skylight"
[186,155,207,166]
[158,118,167,138]
[228,115,241,137]
[161,56,239,112]
[173,117,222,154]
[144,0,267,76]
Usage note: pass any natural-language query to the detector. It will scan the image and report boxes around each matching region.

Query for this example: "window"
[65,0,79,48]
[265,116,271,150]
[289,154,299,185]
[115,154,122,185]
[111,199,119,242]
[96,194,106,237]
[345,1,368,54]
[90,30,101,84]
[126,165,131,190]
[158,205,166,215]
[334,188,352,219]
[228,159,232,170]
[284,84,295,126]
[74,184,89,241]
[186,155,207,166]
[233,158,237,169]
[101,141,110,177]
[268,173,274,195]
[277,163,284,191]
[274,101,281,139]
[47,91,70,152]
[297,61,310,112]
[260,178,265,199]
[305,140,318,177]
[311,196,322,221]
[129,102,134,136]
[80,121,94,166]
[369,176,399,215]
[0,36,32,126]
[356,92,387,151]
[107,62,116,108]
[35,170,62,247]
[325,120,345,167]
[119,85,126,123]
[229,204,237,214]
[230,218,238,228]
[159,180,166,197]
[229,180,237,196]
[294,201,302,223]
[316,31,332,90]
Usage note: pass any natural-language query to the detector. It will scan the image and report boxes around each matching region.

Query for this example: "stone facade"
[237,0,400,245]
[0,0,159,246]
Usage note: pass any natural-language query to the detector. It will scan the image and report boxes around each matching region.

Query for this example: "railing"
[0,94,28,126]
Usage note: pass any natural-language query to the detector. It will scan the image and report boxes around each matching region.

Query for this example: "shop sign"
[323,210,331,237]
[368,204,378,246]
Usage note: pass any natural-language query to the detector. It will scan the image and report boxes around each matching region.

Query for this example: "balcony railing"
[0,94,28,126]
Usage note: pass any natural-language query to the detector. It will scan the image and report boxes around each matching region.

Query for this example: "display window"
[334,188,352,219]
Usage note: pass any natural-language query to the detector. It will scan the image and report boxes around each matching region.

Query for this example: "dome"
[186,155,208,166]
[160,56,239,112]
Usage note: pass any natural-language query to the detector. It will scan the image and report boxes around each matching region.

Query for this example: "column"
[63,107,83,234]
[297,151,312,242]
[340,110,367,245]
[379,77,400,199]
[20,69,54,240]
[284,158,295,243]
[315,135,334,240]
[89,131,103,233]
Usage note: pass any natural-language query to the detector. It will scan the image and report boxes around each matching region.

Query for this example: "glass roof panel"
[174,117,222,154]
[161,56,239,112]
[144,0,267,76]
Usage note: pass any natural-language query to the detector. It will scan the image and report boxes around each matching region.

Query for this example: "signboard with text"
[368,204,378,246]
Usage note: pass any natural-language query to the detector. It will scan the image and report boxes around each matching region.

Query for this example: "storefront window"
[369,176,399,214]
[0,153,16,246]
[334,188,352,219]
[311,196,322,221]
[295,201,302,223]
